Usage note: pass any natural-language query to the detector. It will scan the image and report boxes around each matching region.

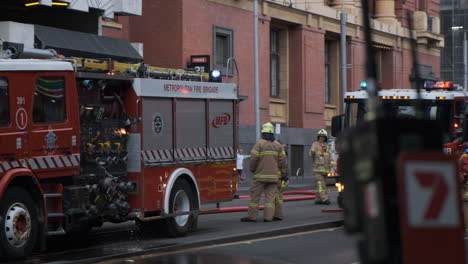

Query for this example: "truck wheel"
[136,219,166,238]
[337,193,344,209]
[0,187,39,260]
[166,179,198,237]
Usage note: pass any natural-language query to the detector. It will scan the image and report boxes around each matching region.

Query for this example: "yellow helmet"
[317,129,328,139]
[261,122,274,134]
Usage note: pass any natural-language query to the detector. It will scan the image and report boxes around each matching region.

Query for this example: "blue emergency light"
[424,81,434,89]
[209,70,222,82]
[360,81,367,89]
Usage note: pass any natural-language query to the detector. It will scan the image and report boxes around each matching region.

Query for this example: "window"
[213,26,233,75]
[270,29,280,98]
[418,0,426,11]
[0,77,9,127]
[325,41,332,104]
[33,76,66,124]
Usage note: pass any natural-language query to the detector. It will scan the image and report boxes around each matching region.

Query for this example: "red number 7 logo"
[415,172,448,220]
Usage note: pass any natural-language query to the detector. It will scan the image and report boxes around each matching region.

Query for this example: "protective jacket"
[460,153,468,174]
[309,141,331,173]
[250,139,287,183]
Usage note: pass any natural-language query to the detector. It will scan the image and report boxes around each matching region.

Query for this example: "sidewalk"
[86,198,342,264]
[237,175,318,195]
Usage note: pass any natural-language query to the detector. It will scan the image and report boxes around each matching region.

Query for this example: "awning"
[34,25,143,63]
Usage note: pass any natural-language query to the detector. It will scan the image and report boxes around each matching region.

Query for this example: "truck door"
[0,75,23,169]
[28,73,79,179]
[208,100,236,200]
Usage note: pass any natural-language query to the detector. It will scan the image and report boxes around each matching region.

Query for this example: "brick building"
[102,0,443,176]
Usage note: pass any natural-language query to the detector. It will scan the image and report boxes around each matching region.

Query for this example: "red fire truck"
[0,49,240,259]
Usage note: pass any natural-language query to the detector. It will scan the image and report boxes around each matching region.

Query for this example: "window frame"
[270,28,280,98]
[213,25,234,76]
[33,75,67,124]
[0,76,10,127]
[324,40,332,104]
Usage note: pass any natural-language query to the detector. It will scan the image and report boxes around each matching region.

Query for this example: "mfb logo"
[212,113,231,128]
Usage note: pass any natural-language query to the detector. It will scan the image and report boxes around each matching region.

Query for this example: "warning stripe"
[61,156,72,167]
[28,159,39,170]
[147,151,155,160]
[53,157,64,168]
[0,154,80,174]
[141,147,235,163]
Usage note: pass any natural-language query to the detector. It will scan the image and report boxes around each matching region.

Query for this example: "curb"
[75,219,343,264]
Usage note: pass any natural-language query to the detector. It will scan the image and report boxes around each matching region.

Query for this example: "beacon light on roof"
[360,81,367,89]
[424,81,435,89]
[25,1,69,7]
[431,81,454,89]
[209,69,222,82]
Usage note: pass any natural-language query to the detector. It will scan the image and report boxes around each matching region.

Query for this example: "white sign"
[133,79,238,100]
[275,123,281,134]
[405,161,458,227]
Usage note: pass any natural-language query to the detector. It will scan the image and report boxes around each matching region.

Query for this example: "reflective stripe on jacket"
[250,139,287,183]
[308,141,331,173]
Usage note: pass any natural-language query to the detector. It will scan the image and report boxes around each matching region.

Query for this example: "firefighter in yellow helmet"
[309,129,331,205]
[241,122,287,222]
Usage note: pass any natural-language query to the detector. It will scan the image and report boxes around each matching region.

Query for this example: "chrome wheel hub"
[4,202,31,248]
[173,190,190,226]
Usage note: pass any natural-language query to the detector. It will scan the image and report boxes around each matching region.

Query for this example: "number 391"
[17,97,26,105]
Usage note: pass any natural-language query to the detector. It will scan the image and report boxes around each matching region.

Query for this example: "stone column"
[374,0,397,23]
[331,0,357,9]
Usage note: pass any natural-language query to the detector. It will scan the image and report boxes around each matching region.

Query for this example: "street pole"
[254,0,260,141]
[340,6,347,114]
[464,32,467,91]
[452,0,455,82]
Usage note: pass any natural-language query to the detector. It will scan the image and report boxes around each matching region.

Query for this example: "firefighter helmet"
[261,122,274,134]
[317,129,328,140]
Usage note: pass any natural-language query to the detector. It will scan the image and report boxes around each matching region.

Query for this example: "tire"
[63,219,92,239]
[166,179,198,237]
[0,187,39,260]
[136,219,166,238]
[337,192,344,209]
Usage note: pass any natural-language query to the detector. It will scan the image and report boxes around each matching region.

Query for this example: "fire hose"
[201,191,316,215]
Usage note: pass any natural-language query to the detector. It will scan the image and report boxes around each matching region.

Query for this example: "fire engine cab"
[0,48,240,259]
[332,81,468,208]
[342,81,467,149]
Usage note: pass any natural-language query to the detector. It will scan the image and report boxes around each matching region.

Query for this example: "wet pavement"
[99,227,356,264]
[109,253,288,264]
[13,177,342,264]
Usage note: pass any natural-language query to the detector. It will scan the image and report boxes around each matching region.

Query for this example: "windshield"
[344,99,454,142]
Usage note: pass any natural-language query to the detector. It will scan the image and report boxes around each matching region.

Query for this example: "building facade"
[0,1,142,61]
[0,1,443,177]
[440,0,468,86]
[102,0,443,176]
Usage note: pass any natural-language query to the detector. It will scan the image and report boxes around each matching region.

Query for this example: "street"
[99,227,358,264]
[4,181,468,264]
[15,185,343,264]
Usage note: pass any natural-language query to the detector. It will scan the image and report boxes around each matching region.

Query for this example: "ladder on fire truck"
[71,56,209,81]
[1,45,210,81]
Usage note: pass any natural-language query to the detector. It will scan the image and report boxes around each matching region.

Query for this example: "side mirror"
[331,115,344,137]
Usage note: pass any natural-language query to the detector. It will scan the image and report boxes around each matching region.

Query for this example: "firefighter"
[273,175,289,221]
[309,129,331,205]
[459,149,468,201]
[273,140,288,221]
[241,122,287,222]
